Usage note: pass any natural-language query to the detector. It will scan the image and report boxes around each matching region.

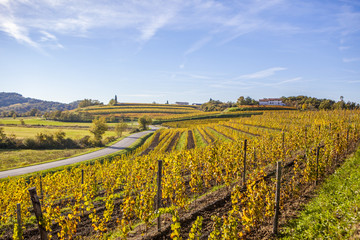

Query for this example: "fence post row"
[156,160,163,232]
[273,161,282,235]
[243,139,247,187]
[28,187,47,240]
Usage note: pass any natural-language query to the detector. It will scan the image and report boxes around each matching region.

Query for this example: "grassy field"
[0,148,97,171]
[280,147,360,239]
[0,117,131,127]
[0,117,133,171]
[1,125,118,139]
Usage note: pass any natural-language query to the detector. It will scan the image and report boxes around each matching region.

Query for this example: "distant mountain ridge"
[0,92,79,113]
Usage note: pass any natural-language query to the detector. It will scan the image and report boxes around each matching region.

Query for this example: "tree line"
[281,96,359,110]
[200,95,359,112]
[0,115,152,150]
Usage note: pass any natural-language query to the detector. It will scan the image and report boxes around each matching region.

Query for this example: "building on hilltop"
[175,102,189,105]
[259,98,285,106]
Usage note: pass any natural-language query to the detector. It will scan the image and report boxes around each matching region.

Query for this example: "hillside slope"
[0,92,79,113]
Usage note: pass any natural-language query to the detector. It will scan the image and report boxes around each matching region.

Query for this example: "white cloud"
[0,17,39,48]
[184,36,212,56]
[1,0,359,52]
[236,67,287,80]
[339,46,350,51]
[272,77,302,85]
[343,58,360,63]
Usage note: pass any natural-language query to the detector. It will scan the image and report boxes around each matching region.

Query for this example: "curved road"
[0,127,158,178]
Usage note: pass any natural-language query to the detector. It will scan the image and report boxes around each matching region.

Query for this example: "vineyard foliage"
[0,110,360,239]
[72,103,262,123]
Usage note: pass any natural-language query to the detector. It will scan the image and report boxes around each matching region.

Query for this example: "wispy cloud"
[269,77,302,86]
[1,0,360,55]
[0,12,39,48]
[235,67,287,80]
[0,0,184,49]
[343,57,360,63]
[184,36,212,56]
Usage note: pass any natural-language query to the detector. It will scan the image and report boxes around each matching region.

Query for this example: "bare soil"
[140,132,160,155]
[186,130,195,149]
[165,132,180,152]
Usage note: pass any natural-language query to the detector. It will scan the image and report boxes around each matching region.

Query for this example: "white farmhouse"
[175,102,189,105]
[259,98,285,106]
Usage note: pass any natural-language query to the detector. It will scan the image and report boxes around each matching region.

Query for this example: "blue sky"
[0,0,359,104]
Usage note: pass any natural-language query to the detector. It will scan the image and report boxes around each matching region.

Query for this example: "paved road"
[0,127,158,178]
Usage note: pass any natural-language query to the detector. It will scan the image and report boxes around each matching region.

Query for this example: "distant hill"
[0,92,79,113]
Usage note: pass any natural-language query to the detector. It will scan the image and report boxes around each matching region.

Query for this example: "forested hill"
[0,92,79,113]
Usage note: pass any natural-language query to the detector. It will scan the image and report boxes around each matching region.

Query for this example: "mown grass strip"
[175,131,187,151]
[280,147,360,239]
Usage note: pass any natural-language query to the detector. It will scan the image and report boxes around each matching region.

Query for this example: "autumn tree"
[115,121,128,137]
[90,117,108,141]
[138,116,152,130]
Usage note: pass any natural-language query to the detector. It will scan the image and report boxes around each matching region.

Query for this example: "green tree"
[90,117,108,141]
[138,116,152,130]
[78,99,103,108]
[237,96,245,105]
[333,101,345,110]
[319,100,333,110]
[108,99,116,105]
[0,127,6,141]
[115,121,128,137]
[28,108,39,116]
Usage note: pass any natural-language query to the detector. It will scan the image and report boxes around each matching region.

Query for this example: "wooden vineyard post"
[81,169,84,185]
[28,187,47,240]
[336,133,340,163]
[16,203,22,239]
[282,132,285,160]
[39,175,44,206]
[346,128,350,153]
[315,145,320,185]
[156,160,163,232]
[243,139,247,187]
[273,161,282,235]
[253,146,257,169]
[81,169,84,215]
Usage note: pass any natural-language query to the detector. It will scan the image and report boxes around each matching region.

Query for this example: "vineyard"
[74,104,207,120]
[73,103,262,123]
[0,110,360,239]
